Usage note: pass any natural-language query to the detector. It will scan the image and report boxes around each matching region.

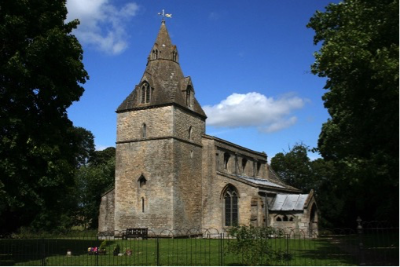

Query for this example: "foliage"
[226,225,290,265]
[307,0,399,223]
[99,240,107,251]
[271,144,345,227]
[73,147,115,229]
[113,244,120,256]
[270,143,315,193]
[0,0,89,232]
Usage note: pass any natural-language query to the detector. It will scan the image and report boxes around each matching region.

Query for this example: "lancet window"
[141,82,151,104]
[186,85,193,108]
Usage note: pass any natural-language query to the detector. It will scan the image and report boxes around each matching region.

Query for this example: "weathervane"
[158,9,172,20]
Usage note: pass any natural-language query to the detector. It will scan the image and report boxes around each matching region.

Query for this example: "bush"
[226,225,290,265]
[99,240,107,250]
[113,244,120,256]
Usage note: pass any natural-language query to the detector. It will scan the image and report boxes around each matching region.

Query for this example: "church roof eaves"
[217,171,301,193]
[203,134,267,158]
[116,101,207,119]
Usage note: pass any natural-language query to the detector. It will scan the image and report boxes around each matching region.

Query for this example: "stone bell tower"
[113,20,207,233]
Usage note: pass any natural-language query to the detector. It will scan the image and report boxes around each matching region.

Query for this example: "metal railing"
[0,220,398,266]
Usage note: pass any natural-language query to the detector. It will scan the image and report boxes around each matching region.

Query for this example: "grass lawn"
[0,235,360,266]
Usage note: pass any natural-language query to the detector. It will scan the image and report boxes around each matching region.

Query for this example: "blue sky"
[66,0,339,161]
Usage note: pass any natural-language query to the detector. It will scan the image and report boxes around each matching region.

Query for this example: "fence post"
[357,216,365,265]
[156,237,160,266]
[220,233,223,266]
[41,238,46,266]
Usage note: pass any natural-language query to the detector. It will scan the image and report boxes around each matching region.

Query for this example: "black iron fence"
[0,220,398,266]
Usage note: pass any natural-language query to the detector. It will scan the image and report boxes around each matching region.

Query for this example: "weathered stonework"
[98,188,115,233]
[98,20,318,236]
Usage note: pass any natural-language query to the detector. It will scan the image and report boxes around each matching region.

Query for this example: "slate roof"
[238,175,285,188]
[270,194,309,211]
[117,21,206,118]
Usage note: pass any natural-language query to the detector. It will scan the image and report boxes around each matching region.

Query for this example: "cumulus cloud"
[66,0,139,54]
[203,92,306,133]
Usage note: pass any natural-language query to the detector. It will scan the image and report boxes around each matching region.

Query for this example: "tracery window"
[224,185,238,226]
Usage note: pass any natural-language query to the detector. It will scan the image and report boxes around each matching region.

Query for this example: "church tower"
[114,20,207,233]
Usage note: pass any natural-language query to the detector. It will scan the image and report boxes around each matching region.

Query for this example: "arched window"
[141,82,151,104]
[141,85,146,103]
[142,123,147,138]
[223,185,238,226]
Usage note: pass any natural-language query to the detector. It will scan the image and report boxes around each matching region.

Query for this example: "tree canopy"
[270,144,315,193]
[307,0,398,222]
[271,144,364,228]
[74,147,115,229]
[0,0,89,232]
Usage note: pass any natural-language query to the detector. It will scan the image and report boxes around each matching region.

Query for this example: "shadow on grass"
[0,238,116,265]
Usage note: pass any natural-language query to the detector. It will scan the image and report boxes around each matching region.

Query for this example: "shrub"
[99,240,107,250]
[226,225,290,265]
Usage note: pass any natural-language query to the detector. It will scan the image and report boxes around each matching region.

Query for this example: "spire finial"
[158,9,172,22]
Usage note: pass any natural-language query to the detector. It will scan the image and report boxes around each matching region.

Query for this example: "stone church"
[98,20,318,236]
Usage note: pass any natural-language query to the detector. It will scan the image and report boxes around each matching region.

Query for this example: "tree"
[307,0,399,222]
[270,144,314,193]
[73,147,115,229]
[0,0,89,232]
[271,145,348,227]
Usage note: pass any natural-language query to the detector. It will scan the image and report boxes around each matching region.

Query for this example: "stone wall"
[98,188,115,233]
[114,105,205,233]
[269,196,318,235]
[171,106,205,230]
[201,136,264,233]
[115,106,176,233]
[114,139,175,232]
[116,106,173,142]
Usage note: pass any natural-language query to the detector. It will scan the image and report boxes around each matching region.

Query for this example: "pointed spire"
[117,20,206,119]
[149,20,174,61]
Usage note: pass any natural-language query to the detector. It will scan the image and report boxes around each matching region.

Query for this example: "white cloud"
[203,92,306,133]
[66,0,139,55]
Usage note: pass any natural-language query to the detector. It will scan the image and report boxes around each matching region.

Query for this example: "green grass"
[0,235,367,266]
